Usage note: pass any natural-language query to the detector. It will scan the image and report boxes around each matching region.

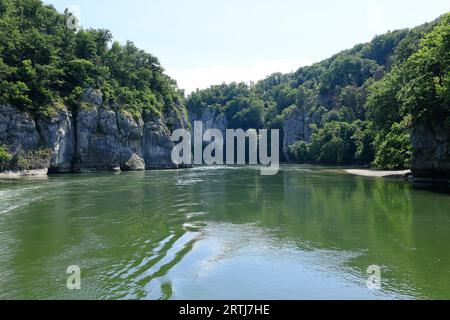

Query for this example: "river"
[0,165,449,299]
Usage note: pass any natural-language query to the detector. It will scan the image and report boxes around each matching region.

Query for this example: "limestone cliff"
[188,108,228,136]
[0,89,189,175]
[282,107,322,161]
[282,108,311,160]
[411,121,450,182]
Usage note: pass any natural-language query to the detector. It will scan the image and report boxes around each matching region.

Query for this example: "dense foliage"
[0,0,184,118]
[1,0,448,170]
[0,144,12,170]
[187,15,448,168]
[367,13,450,169]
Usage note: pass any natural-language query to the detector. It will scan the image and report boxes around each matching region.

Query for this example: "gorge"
[0,0,449,302]
[0,1,449,183]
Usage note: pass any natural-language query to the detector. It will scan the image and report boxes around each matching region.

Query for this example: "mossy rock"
[11,148,53,171]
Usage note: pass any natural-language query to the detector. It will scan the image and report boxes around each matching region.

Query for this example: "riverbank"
[1,166,447,185]
[0,169,49,179]
[343,169,412,179]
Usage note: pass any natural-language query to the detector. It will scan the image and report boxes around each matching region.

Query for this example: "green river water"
[0,165,449,299]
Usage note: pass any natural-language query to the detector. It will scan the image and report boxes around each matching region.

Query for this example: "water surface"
[0,165,449,299]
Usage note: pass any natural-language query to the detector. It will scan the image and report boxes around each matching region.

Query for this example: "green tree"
[309,122,358,164]
[288,141,310,163]
[0,145,12,170]
[373,119,412,169]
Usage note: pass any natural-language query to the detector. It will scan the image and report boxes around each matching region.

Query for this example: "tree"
[352,121,375,164]
[308,122,358,164]
[398,13,450,125]
[0,0,185,120]
[366,13,450,169]
[288,141,310,163]
[0,145,12,170]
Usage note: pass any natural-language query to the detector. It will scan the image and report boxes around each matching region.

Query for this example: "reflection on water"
[0,165,449,299]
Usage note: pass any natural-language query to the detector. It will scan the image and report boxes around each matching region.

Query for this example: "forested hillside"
[1,0,448,179]
[0,0,188,173]
[0,0,184,117]
[187,13,450,175]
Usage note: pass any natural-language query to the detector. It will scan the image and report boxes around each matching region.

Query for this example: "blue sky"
[48,0,450,93]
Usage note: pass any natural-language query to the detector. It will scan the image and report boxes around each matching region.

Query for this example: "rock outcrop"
[0,89,189,174]
[188,108,228,136]
[282,107,312,160]
[37,106,75,173]
[0,105,41,152]
[411,121,450,182]
[0,105,51,172]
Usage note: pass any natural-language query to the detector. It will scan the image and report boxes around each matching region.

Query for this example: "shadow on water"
[412,181,450,195]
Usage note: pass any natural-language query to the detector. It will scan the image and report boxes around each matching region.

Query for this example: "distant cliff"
[187,13,450,182]
[1,1,449,181]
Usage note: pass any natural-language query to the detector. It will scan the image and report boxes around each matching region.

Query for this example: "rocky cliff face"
[0,105,42,153]
[0,89,189,175]
[282,107,323,160]
[188,108,228,136]
[283,108,311,160]
[189,106,317,162]
[37,106,75,173]
[411,121,450,182]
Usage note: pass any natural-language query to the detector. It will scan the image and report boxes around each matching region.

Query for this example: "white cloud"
[166,59,312,94]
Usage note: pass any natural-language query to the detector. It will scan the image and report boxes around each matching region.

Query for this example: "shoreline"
[0,165,192,179]
[1,167,448,185]
[342,169,412,179]
[0,169,49,179]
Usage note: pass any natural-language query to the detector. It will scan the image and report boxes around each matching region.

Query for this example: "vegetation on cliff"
[187,14,449,169]
[0,0,184,120]
[367,13,450,170]
[0,144,11,170]
[1,0,448,173]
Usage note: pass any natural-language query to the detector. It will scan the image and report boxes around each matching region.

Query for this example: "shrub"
[288,141,310,163]
[0,145,12,170]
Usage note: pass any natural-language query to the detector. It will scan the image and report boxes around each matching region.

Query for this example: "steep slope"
[187,14,449,181]
[367,14,450,180]
[0,0,189,174]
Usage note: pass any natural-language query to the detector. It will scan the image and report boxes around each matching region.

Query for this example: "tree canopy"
[0,0,184,119]
[187,14,448,168]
